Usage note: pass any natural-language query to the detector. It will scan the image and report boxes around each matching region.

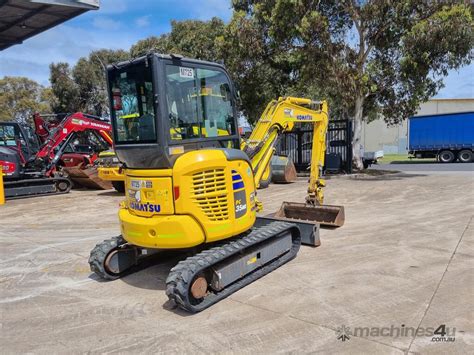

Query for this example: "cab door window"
[110,62,157,144]
[197,68,235,138]
[165,65,236,141]
[165,65,201,140]
[0,125,16,146]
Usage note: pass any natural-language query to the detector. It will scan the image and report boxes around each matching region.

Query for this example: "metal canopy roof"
[0,0,99,50]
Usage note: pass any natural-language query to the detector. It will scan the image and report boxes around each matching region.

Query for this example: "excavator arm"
[34,112,113,190]
[36,112,113,164]
[242,97,329,204]
[242,97,344,227]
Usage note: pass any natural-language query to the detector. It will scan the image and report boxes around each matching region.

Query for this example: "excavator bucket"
[63,166,112,190]
[275,201,345,228]
[271,156,297,183]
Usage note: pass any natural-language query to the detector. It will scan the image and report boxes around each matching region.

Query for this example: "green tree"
[49,62,80,113]
[49,50,129,117]
[0,76,52,123]
[218,10,300,122]
[131,17,225,61]
[168,17,226,61]
[130,34,172,57]
[73,49,130,116]
[231,0,474,168]
[132,16,278,122]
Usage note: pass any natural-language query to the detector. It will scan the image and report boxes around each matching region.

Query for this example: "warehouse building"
[361,98,474,154]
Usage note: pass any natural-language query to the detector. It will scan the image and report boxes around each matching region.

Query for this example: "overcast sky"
[1,0,472,99]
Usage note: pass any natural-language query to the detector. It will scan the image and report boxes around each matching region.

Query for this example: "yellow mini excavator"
[89,53,344,312]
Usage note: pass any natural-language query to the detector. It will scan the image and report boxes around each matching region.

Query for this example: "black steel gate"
[275,119,352,174]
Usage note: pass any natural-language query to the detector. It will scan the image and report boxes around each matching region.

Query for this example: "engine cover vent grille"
[191,169,229,221]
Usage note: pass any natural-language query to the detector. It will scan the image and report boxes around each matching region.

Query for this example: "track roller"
[166,221,301,313]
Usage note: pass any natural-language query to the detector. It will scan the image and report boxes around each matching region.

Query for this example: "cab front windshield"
[110,62,156,144]
[165,65,236,140]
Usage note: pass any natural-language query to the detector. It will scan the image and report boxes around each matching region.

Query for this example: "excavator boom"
[242,97,345,227]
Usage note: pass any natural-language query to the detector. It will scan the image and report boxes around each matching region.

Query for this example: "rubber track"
[165,221,301,313]
[5,177,72,199]
[89,236,126,280]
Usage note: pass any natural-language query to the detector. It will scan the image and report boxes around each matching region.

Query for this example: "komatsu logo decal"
[297,114,312,120]
[129,202,161,213]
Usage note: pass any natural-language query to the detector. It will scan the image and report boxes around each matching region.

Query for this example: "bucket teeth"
[275,201,345,227]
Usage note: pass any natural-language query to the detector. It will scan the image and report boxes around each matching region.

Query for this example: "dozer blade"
[255,215,320,247]
[64,166,112,190]
[274,201,345,228]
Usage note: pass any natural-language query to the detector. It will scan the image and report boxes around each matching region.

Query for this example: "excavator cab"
[108,54,240,170]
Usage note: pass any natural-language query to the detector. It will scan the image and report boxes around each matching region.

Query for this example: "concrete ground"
[0,170,473,354]
[371,162,473,175]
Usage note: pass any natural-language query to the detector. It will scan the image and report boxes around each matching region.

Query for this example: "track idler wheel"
[57,180,70,192]
[89,236,137,280]
[190,275,209,300]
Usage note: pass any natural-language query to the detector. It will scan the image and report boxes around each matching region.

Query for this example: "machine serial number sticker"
[179,67,194,79]
[130,180,153,189]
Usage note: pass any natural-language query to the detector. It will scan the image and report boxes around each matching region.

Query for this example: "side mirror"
[235,89,242,107]
[232,81,242,105]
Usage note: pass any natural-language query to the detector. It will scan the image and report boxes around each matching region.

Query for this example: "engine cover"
[0,147,21,179]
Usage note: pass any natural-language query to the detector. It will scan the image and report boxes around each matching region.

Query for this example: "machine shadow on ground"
[88,250,185,291]
[97,190,123,197]
[351,172,427,181]
[87,249,204,317]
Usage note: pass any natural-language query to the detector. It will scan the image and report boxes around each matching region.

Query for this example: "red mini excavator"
[0,112,113,199]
